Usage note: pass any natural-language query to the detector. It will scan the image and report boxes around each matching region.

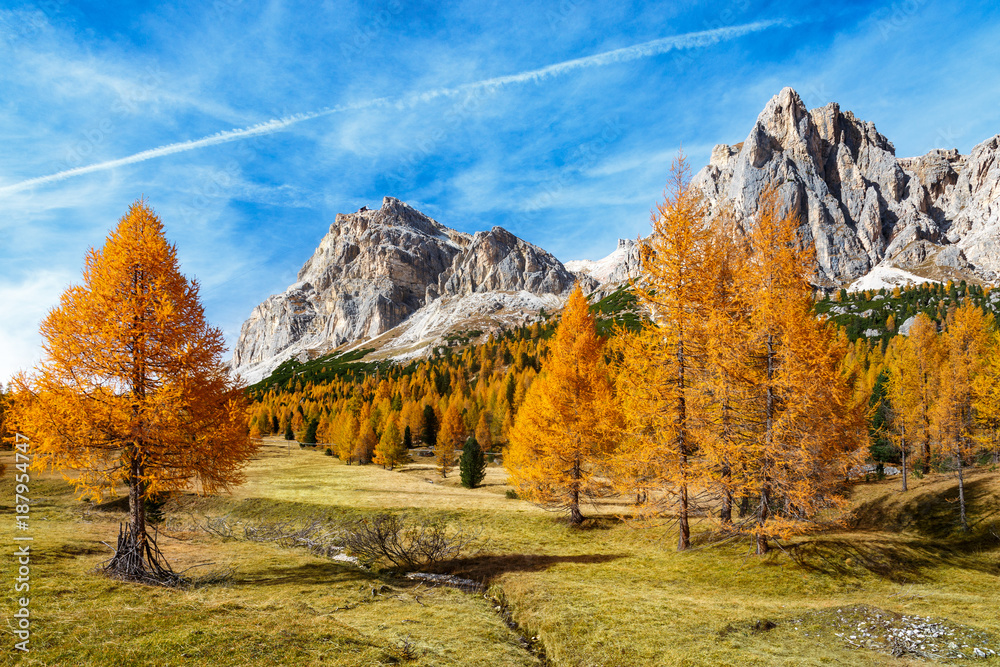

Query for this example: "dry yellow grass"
[2,440,999,666]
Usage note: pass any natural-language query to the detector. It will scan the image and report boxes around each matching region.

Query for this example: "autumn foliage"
[235,158,1000,552]
[507,285,618,525]
[614,162,864,553]
[9,199,256,582]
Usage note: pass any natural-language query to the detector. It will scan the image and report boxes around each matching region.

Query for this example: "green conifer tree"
[459,436,487,489]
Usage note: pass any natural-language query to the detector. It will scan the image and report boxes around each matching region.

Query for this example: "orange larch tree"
[729,188,864,554]
[506,284,617,525]
[694,206,749,527]
[972,330,1000,466]
[9,200,256,584]
[932,303,993,532]
[374,417,405,470]
[436,400,464,478]
[907,313,942,465]
[613,153,714,550]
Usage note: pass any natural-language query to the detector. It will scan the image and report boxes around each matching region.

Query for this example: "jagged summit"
[434,226,585,299]
[694,86,1000,286]
[230,198,584,382]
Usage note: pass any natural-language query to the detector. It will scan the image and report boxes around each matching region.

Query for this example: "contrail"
[0,19,788,195]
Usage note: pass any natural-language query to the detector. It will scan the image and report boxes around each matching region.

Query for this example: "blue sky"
[2,0,1000,381]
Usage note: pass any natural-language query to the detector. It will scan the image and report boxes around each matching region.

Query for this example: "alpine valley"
[229,87,1000,383]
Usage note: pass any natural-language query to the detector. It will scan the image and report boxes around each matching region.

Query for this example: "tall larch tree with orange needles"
[475,412,493,452]
[730,188,863,554]
[9,200,256,584]
[612,154,716,549]
[932,303,993,532]
[374,417,405,470]
[906,313,942,465]
[695,207,750,527]
[972,330,1000,466]
[885,334,924,492]
[506,284,617,525]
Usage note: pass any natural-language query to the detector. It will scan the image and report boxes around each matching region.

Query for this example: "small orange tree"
[10,200,256,583]
[436,401,464,478]
[374,417,406,470]
[506,284,617,525]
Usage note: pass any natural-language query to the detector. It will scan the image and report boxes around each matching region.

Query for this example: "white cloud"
[0,19,791,195]
[0,271,74,382]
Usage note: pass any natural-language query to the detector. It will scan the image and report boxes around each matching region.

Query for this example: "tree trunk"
[127,450,147,555]
[957,450,968,533]
[719,382,733,525]
[676,340,689,551]
[900,429,908,493]
[677,483,689,551]
[569,455,583,526]
[757,334,776,555]
[720,483,733,525]
[921,369,932,463]
[756,488,770,555]
[738,495,751,518]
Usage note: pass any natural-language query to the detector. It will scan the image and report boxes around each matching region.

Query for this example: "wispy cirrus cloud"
[0,19,791,195]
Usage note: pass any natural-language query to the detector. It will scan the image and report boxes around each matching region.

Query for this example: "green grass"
[2,441,999,665]
[589,286,643,336]
[248,347,383,394]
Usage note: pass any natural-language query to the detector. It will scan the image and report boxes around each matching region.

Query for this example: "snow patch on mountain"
[847,266,939,293]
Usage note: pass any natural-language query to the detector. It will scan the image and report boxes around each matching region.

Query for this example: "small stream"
[407,572,549,664]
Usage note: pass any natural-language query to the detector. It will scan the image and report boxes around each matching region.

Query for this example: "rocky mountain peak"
[433,226,590,298]
[694,87,998,286]
[230,200,582,382]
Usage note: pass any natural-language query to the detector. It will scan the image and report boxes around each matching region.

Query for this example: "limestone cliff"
[230,197,583,381]
[693,87,1000,286]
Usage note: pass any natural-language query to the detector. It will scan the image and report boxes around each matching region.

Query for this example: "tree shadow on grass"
[850,476,999,539]
[787,477,1000,584]
[229,561,372,587]
[430,553,626,585]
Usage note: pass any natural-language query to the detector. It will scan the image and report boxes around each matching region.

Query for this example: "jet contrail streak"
[0,19,788,195]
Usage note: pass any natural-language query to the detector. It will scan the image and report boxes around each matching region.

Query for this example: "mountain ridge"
[230,89,1000,383]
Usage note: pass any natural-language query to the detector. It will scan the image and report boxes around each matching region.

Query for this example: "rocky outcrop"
[566,238,642,290]
[230,197,584,382]
[231,197,471,373]
[693,87,1000,285]
[433,226,593,298]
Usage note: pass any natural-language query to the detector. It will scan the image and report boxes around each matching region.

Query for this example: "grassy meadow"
[2,438,999,666]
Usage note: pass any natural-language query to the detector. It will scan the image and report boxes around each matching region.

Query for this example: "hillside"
[3,441,997,666]
[816,280,1000,345]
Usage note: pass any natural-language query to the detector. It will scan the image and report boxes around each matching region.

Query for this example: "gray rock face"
[434,226,593,298]
[231,197,471,370]
[566,238,643,300]
[230,197,583,379]
[693,87,1000,285]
